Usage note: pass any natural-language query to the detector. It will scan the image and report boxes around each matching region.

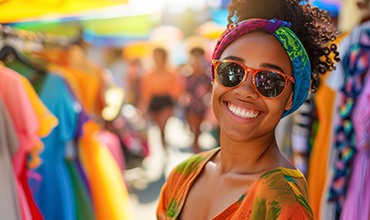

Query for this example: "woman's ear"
[284,92,294,110]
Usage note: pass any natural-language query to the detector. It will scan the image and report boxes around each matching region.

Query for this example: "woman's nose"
[232,71,259,99]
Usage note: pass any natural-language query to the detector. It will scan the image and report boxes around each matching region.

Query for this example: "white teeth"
[228,103,259,119]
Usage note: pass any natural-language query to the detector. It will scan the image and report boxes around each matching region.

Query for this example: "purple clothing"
[340,67,370,220]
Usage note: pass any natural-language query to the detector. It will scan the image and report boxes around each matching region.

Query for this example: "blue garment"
[32,74,80,220]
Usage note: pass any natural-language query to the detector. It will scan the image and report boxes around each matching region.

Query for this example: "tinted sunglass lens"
[255,71,286,97]
[216,62,245,87]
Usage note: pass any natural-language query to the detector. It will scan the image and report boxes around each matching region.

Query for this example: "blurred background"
[0,0,369,220]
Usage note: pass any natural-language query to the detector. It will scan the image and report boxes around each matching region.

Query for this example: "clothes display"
[272,20,370,220]
[0,30,133,220]
[325,20,370,219]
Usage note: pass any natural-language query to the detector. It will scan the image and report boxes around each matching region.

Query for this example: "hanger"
[0,45,47,75]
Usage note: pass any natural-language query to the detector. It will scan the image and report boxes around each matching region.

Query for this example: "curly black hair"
[227,0,340,92]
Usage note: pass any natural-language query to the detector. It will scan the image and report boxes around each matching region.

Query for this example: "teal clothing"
[32,74,79,220]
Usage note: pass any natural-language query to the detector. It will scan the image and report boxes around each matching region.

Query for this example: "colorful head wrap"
[211,18,311,117]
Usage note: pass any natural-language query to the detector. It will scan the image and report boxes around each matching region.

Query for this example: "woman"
[157,0,338,219]
[140,47,183,152]
[182,47,212,153]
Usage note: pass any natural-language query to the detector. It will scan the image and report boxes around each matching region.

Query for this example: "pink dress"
[0,66,42,220]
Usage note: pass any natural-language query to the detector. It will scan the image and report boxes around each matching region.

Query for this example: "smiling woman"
[156,0,339,219]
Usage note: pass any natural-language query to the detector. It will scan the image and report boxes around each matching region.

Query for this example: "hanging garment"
[79,121,133,220]
[3,50,47,93]
[19,75,58,168]
[98,130,126,172]
[307,72,336,220]
[0,98,22,220]
[49,64,97,217]
[0,66,42,220]
[323,33,353,220]
[65,109,94,220]
[291,95,315,175]
[65,67,100,116]
[307,32,348,220]
[0,65,57,220]
[340,25,370,220]
[340,70,370,220]
[32,73,80,220]
[327,20,370,211]
[48,64,83,103]
[66,154,95,220]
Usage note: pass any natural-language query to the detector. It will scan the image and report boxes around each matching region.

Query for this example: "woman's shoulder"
[240,167,314,219]
[256,167,309,198]
[172,148,219,176]
[166,148,219,185]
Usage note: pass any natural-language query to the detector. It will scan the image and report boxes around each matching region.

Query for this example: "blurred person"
[139,47,184,153]
[180,47,212,153]
[125,58,143,107]
[104,47,127,89]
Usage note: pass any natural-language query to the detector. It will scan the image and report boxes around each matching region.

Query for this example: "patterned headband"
[211,18,311,117]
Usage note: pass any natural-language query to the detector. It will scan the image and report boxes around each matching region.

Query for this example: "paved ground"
[126,116,218,220]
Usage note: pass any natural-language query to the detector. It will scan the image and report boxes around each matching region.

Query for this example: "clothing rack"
[0,24,70,49]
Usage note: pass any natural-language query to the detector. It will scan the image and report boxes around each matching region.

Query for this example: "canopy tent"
[196,21,225,40]
[0,0,128,23]
[10,13,159,47]
[2,0,161,47]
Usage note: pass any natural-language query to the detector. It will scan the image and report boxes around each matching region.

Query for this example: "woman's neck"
[216,132,285,175]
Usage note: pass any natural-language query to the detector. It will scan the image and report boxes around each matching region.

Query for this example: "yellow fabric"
[308,72,334,220]
[124,41,153,59]
[307,33,348,220]
[79,121,133,220]
[48,63,105,117]
[48,64,83,103]
[19,76,58,137]
[65,67,100,115]
[197,21,224,40]
[19,75,58,168]
[0,0,128,23]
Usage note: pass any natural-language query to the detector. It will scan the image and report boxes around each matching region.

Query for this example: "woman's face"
[212,31,294,142]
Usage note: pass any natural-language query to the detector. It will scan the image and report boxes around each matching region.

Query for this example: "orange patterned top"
[157,148,314,220]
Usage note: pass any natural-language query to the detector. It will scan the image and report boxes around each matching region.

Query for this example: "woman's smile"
[227,102,260,119]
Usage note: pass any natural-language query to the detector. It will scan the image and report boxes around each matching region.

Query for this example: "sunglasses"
[212,60,295,98]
